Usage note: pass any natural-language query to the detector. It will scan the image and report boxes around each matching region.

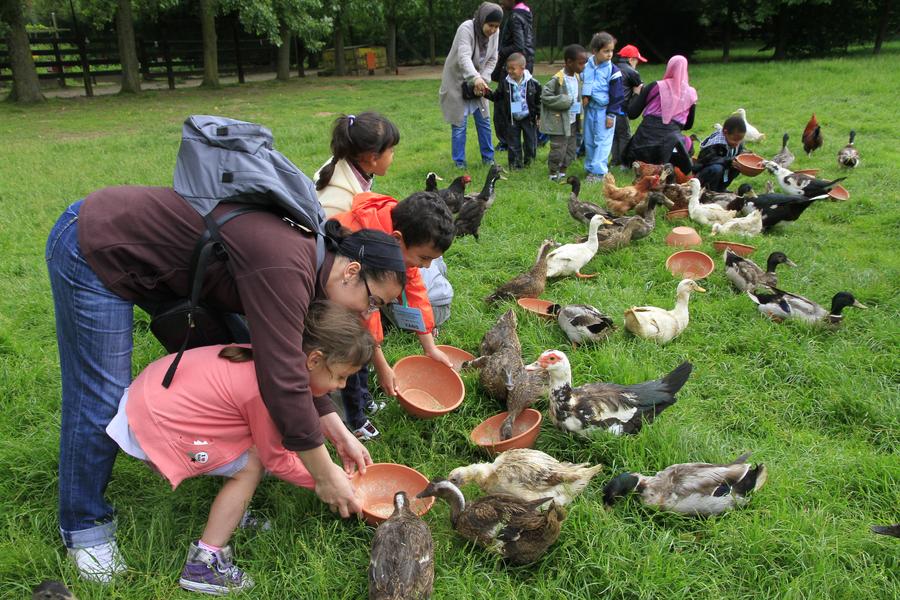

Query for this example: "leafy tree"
[1,0,45,103]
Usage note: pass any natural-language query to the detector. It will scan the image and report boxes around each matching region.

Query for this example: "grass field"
[1,46,898,599]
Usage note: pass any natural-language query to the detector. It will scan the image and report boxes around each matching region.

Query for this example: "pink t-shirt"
[126,345,315,490]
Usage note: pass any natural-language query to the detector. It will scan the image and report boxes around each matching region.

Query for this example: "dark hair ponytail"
[316,112,400,190]
[323,219,407,289]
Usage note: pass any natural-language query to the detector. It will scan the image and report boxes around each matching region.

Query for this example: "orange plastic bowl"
[470,409,543,456]
[351,463,435,526]
[517,298,558,320]
[436,345,475,372]
[394,355,465,418]
[666,226,702,247]
[793,168,820,176]
[827,184,850,201]
[712,240,756,257]
[733,153,765,177]
[666,250,715,280]
[665,208,689,221]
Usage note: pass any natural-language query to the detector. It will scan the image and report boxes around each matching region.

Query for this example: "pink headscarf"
[657,55,697,125]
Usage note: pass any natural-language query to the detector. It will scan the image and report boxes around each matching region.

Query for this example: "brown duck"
[368,491,434,600]
[416,479,565,566]
[565,175,611,225]
[485,240,556,303]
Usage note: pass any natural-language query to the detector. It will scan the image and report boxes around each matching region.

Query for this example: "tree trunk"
[116,0,141,93]
[295,36,306,77]
[334,9,345,76]
[721,2,733,63]
[427,0,435,65]
[874,0,890,54]
[276,24,291,80]
[199,0,219,87]
[386,12,397,73]
[773,7,788,60]
[1,0,44,103]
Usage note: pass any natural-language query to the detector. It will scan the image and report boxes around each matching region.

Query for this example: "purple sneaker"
[178,542,253,595]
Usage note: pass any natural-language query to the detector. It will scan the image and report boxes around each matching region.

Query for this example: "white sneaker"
[68,541,127,583]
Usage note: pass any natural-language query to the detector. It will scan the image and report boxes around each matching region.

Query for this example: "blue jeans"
[451,109,494,166]
[46,200,134,549]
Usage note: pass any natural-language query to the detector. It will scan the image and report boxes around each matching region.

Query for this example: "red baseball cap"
[618,45,647,63]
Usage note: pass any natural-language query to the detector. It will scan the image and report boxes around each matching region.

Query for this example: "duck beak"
[435,174,444,181]
[524,360,542,372]
[602,217,614,225]
[785,258,798,267]
[853,300,868,309]
[694,286,707,293]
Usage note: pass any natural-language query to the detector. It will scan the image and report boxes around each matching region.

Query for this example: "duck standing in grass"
[416,479,565,565]
[763,161,846,198]
[747,289,867,325]
[733,108,765,142]
[738,192,821,232]
[546,214,612,278]
[624,279,705,344]
[724,249,796,292]
[603,452,768,516]
[837,130,860,168]
[464,163,506,210]
[485,240,556,303]
[772,132,795,169]
[565,175,611,224]
[526,350,692,436]
[447,448,603,506]
[368,491,434,600]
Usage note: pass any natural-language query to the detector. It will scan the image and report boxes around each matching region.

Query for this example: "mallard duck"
[623,279,705,344]
[526,350,692,436]
[747,289,867,325]
[802,113,823,156]
[838,130,860,168]
[604,173,661,216]
[447,449,603,506]
[711,209,763,237]
[368,491,434,600]
[763,161,846,199]
[688,179,736,226]
[416,479,565,565]
[436,174,470,213]
[871,524,900,538]
[603,452,768,516]
[551,303,615,345]
[485,240,556,303]
[772,133,795,169]
[734,108,765,142]
[724,249,796,292]
[424,171,444,192]
[565,175,611,224]
[32,581,77,600]
[546,215,611,278]
[464,164,507,210]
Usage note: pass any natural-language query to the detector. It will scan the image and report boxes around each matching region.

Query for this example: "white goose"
[545,214,612,278]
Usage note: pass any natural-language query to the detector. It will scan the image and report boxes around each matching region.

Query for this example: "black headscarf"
[328,226,406,273]
[473,2,503,55]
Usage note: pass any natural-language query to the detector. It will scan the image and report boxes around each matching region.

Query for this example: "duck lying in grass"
[724,249,797,292]
[565,175,611,224]
[871,524,900,538]
[603,452,768,516]
[368,492,434,600]
[549,303,615,345]
[416,479,565,565]
[747,289,867,325]
[526,350,692,436]
[688,179,736,226]
[624,279,705,344]
[447,448,603,507]
[31,580,77,600]
[710,210,763,237]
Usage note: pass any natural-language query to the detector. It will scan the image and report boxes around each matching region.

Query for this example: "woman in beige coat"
[440,2,501,168]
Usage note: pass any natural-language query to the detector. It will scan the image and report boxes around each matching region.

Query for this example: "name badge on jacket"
[391,304,427,332]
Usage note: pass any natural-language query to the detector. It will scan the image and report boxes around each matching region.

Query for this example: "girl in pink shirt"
[107,301,375,595]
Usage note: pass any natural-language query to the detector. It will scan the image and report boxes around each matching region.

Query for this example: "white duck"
[545,214,611,278]
[688,179,736,226]
[623,279,705,344]
[734,108,765,142]
[711,210,763,237]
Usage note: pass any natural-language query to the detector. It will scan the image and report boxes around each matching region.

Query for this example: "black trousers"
[506,117,537,168]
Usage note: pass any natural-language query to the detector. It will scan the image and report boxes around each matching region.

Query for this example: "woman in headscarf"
[439,2,503,168]
[622,55,698,175]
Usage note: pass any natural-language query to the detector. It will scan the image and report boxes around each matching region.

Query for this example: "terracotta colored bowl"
[351,463,435,526]
[436,345,475,372]
[394,355,465,419]
[666,250,715,279]
[666,208,690,221]
[733,153,765,177]
[827,184,850,201]
[470,409,543,455]
[712,240,756,257]
[517,298,558,320]
[665,226,702,247]
[794,168,820,176]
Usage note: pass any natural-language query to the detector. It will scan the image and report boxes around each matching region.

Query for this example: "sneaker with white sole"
[179,542,253,595]
[364,398,386,416]
[68,541,127,583]
[352,420,380,441]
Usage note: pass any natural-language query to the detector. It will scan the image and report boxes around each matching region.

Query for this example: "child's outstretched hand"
[426,346,453,369]
[375,363,397,397]
[606,115,615,129]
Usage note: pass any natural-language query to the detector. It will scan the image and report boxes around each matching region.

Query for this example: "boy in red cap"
[611,44,647,168]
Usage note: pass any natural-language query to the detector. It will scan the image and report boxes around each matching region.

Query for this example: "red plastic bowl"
[733,153,765,177]
[351,463,435,526]
[394,355,465,419]
[666,226,702,247]
[470,409,543,456]
[712,240,756,257]
[827,184,850,201]
[517,298,558,320]
[793,168,820,176]
[666,208,690,221]
[436,345,475,372]
[666,250,715,280]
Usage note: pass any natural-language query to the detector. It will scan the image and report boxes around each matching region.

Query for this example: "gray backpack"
[154,115,327,387]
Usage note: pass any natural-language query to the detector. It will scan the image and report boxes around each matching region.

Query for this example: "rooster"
[802,114,823,156]
[603,173,661,216]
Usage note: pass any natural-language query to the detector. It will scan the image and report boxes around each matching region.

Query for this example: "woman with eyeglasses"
[46,185,406,583]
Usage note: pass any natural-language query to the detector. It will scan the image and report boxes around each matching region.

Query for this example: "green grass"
[1,46,899,599]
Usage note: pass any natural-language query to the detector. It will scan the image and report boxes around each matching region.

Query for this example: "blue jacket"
[582,57,625,115]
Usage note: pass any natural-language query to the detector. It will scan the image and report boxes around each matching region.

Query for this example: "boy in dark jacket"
[490,53,541,169]
[610,44,646,168]
[492,0,535,150]
[695,115,748,192]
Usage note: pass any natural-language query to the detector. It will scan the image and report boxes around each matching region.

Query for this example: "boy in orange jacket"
[332,191,456,439]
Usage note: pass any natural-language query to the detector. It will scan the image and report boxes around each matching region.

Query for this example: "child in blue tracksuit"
[581,32,625,182]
